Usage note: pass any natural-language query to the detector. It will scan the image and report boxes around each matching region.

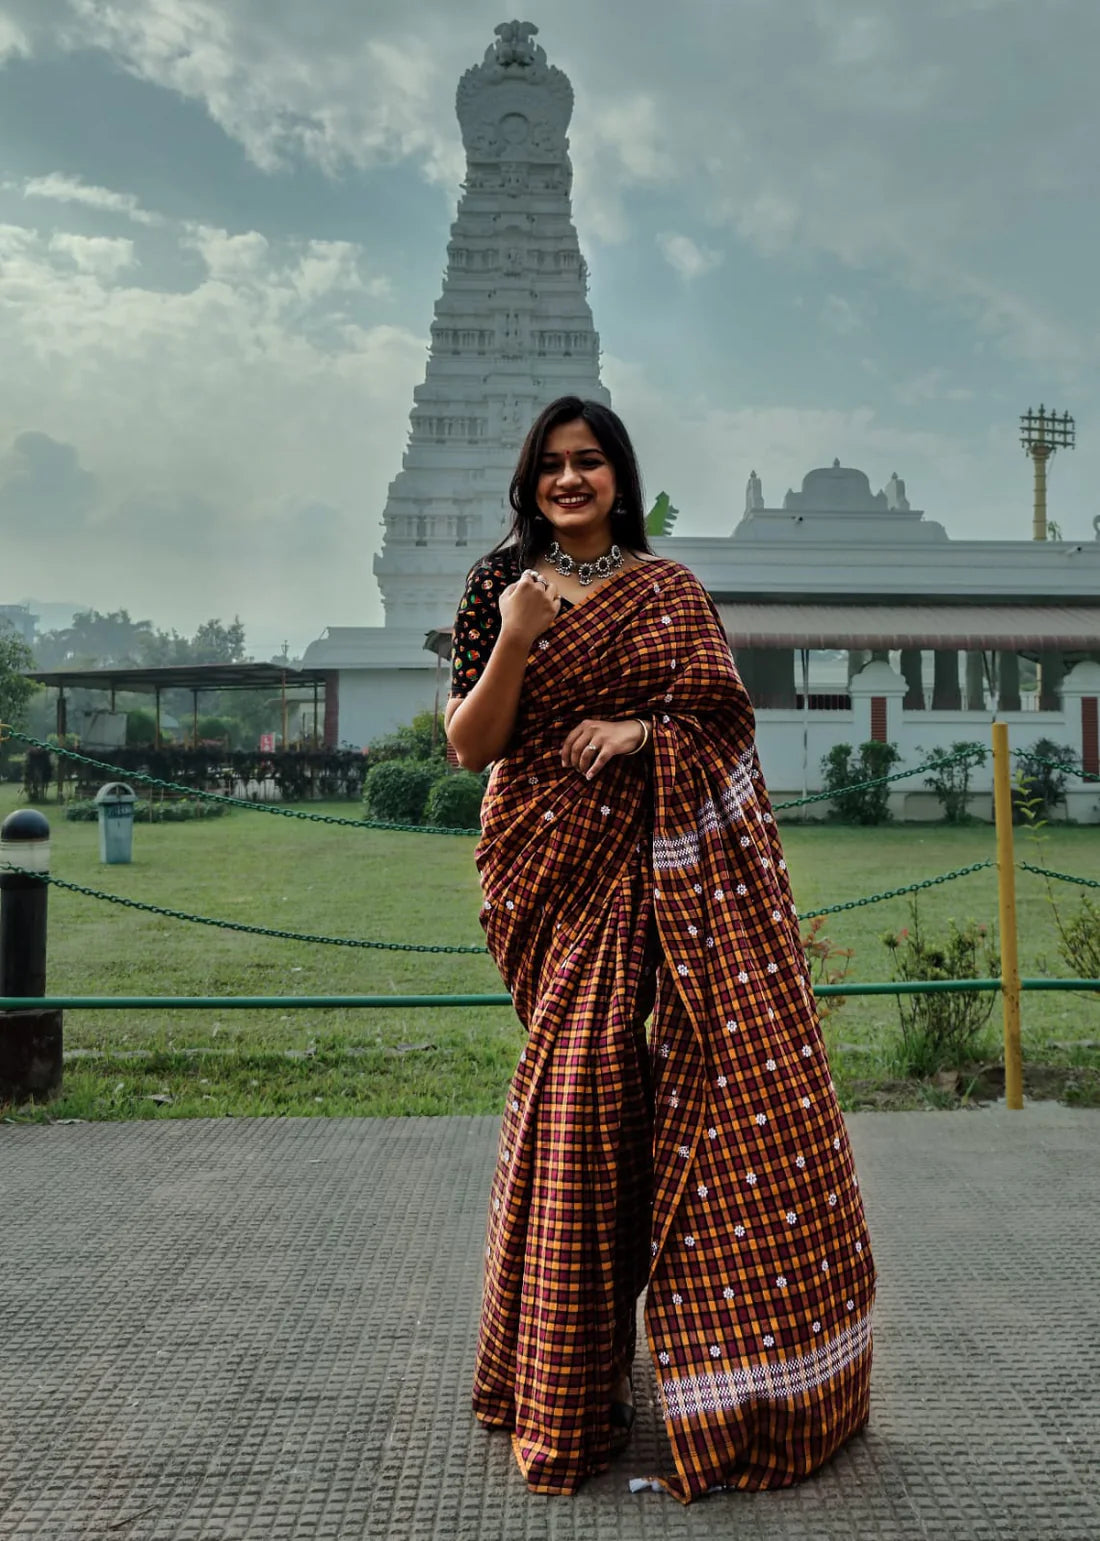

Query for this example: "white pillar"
[849,660,907,745]
[1060,661,1100,825]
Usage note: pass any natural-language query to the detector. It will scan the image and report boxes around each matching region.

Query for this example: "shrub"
[1014,737,1078,819]
[1016,790,1099,981]
[62,746,367,803]
[148,798,229,823]
[918,739,988,823]
[367,709,448,764]
[882,899,999,1077]
[362,759,445,824]
[800,915,853,1024]
[1050,896,1100,980]
[424,770,485,830]
[64,797,227,823]
[821,741,901,825]
[196,715,235,745]
[126,709,157,746]
[22,745,53,802]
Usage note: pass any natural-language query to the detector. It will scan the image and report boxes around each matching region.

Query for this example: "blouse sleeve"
[449,555,514,698]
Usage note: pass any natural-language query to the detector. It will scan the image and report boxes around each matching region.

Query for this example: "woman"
[445,397,875,1501]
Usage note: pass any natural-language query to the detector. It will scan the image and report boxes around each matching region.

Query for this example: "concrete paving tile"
[0,1107,1096,1539]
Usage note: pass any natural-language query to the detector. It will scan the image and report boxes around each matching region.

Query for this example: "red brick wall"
[1082,697,1099,777]
[323,672,339,749]
[870,696,887,743]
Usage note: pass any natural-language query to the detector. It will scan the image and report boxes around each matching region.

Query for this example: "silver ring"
[523,568,544,585]
[583,742,598,755]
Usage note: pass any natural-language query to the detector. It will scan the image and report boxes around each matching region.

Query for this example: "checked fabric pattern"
[464,557,875,1501]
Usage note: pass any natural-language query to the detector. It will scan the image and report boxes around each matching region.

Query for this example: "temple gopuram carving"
[373,20,608,628]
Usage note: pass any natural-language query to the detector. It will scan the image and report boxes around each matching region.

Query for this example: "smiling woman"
[445,397,876,1501]
[445,397,656,772]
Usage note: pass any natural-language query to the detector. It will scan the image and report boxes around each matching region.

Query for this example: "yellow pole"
[992,721,1023,1109]
[1031,444,1051,541]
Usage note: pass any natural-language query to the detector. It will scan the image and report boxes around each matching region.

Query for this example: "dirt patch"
[841,1078,928,1112]
[841,1062,1100,1112]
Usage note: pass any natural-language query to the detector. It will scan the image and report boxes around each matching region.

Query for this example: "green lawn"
[2,784,1097,1120]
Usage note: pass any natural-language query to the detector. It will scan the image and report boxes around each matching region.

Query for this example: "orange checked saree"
[469,557,875,1501]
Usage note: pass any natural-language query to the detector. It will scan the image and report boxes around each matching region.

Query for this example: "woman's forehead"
[543,419,602,455]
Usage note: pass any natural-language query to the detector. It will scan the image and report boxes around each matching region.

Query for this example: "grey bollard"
[94,781,138,864]
[0,808,63,1100]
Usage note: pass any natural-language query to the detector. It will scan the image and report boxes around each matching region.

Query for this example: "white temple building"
[304,21,1100,819]
[304,20,608,739]
[374,20,608,628]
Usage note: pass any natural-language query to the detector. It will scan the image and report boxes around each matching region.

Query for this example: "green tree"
[139,616,248,667]
[126,708,157,746]
[34,608,154,667]
[196,715,235,744]
[188,617,248,664]
[0,623,37,728]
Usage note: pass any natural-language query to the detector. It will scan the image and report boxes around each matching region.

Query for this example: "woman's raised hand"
[562,718,647,779]
[498,568,561,645]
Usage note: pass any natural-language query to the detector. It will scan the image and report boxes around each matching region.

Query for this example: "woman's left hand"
[561,718,646,779]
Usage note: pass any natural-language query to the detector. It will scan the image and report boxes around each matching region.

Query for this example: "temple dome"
[733,460,944,542]
[783,459,886,513]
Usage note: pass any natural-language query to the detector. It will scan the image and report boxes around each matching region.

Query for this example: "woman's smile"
[536,418,617,545]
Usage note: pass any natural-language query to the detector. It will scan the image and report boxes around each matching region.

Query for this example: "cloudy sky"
[0,0,1097,656]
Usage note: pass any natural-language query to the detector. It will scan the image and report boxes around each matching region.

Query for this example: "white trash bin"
[94,782,138,864]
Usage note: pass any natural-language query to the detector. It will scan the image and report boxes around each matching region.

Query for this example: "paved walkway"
[1,1105,1097,1541]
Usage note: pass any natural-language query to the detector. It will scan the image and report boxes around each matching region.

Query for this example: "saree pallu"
[471,559,875,1501]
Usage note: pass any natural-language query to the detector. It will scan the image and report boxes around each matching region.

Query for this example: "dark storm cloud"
[0,431,98,532]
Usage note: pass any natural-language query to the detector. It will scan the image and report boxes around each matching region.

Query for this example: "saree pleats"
[473,857,655,1491]
[471,559,875,1500]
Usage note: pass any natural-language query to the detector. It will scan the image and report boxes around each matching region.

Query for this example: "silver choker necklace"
[546,541,624,587]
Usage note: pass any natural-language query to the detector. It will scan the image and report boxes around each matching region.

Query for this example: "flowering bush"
[800,915,853,1023]
[883,899,998,1077]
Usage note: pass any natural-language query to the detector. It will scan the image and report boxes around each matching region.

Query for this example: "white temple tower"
[373,21,609,630]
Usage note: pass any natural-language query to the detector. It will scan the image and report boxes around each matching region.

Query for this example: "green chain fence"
[1013,750,1100,786]
[0,857,997,953]
[2,728,478,834]
[2,727,986,829]
[1019,862,1100,892]
[8,730,1096,986]
[773,748,985,812]
[799,861,993,918]
[0,867,490,953]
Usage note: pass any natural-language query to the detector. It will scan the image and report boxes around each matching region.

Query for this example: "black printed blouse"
[449,547,574,698]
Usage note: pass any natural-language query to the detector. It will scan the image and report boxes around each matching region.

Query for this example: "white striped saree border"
[660,1310,873,1422]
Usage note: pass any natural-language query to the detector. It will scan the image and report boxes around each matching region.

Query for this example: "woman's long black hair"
[492,396,653,571]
